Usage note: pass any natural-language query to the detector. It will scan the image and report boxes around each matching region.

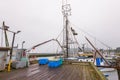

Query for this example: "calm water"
[103,70,118,80]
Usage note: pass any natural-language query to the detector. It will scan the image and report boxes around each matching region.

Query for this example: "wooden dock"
[0,62,106,80]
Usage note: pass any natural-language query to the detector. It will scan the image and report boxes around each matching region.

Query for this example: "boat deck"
[0,62,106,80]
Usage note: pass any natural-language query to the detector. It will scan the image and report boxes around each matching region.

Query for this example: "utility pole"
[3,21,9,47]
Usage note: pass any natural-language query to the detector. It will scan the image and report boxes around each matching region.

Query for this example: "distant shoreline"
[28,53,63,58]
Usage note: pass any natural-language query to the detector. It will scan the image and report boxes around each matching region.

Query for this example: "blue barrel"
[38,58,49,65]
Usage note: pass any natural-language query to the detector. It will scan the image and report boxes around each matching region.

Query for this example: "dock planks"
[0,62,106,80]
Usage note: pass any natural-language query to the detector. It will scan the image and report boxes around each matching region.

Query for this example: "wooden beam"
[85,37,110,65]
[0,47,11,51]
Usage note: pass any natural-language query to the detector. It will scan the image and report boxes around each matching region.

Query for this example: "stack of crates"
[38,58,49,65]
[48,58,63,68]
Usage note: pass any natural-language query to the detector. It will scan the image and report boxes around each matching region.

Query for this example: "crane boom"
[27,39,54,52]
[32,39,54,49]
[27,39,65,53]
[85,36,110,66]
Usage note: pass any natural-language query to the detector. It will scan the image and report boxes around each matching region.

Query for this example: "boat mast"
[62,0,71,58]
[66,16,69,57]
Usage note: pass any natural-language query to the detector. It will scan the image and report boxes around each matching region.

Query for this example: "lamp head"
[23,41,25,43]
[16,30,21,34]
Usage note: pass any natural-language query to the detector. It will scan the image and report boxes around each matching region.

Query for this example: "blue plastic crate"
[48,58,63,68]
[38,58,49,65]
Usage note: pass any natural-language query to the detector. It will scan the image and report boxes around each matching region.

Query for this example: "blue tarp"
[96,58,103,66]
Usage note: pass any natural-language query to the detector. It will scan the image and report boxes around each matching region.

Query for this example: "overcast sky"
[0,0,120,51]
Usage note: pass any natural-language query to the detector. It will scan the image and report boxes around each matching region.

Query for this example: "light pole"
[22,41,25,49]
[8,30,21,71]
[0,21,21,71]
[21,41,25,58]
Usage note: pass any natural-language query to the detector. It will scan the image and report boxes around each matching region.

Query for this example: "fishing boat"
[0,0,107,80]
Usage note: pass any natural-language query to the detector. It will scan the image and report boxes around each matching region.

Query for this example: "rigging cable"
[69,22,83,51]
[69,22,112,49]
